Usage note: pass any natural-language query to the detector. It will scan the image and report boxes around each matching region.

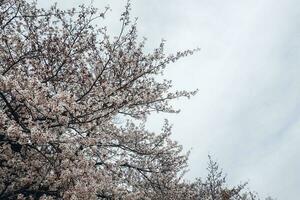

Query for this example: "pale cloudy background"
[39,0,300,199]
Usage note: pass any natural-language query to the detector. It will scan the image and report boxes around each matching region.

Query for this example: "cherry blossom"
[0,1,274,199]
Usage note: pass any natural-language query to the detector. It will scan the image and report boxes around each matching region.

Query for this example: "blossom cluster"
[0,0,198,199]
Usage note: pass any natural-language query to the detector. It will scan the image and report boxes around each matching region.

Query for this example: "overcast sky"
[39,0,300,199]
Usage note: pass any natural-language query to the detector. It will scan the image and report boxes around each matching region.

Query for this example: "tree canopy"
[0,0,274,199]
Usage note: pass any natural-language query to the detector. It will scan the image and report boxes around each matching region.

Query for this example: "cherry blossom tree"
[191,156,263,200]
[0,0,199,199]
[0,1,275,200]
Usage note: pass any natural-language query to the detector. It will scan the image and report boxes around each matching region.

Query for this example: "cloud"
[37,0,300,199]
[131,0,300,199]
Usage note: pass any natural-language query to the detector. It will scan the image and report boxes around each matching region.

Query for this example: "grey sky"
[39,0,300,199]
